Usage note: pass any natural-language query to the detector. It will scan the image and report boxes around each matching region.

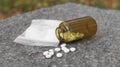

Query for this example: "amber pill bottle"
[55,16,97,43]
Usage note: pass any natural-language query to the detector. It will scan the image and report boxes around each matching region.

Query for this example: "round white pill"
[49,51,54,55]
[56,53,63,58]
[70,47,76,52]
[54,48,61,52]
[61,47,67,50]
[61,47,69,51]
[43,51,49,55]
[63,48,70,53]
[45,54,52,59]
[49,49,54,52]
[60,43,66,47]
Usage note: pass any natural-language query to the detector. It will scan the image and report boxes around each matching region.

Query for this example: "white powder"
[14,19,63,46]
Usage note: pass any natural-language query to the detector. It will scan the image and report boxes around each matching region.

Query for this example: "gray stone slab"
[0,3,120,67]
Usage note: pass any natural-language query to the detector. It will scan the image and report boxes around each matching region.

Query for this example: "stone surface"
[0,3,120,67]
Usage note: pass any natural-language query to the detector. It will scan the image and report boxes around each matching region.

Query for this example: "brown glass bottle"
[55,16,97,43]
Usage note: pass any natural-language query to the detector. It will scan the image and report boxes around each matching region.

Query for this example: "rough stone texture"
[0,3,120,67]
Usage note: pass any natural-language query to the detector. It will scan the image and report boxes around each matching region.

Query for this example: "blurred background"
[0,0,120,20]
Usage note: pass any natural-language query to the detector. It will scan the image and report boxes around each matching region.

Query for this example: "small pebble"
[56,53,63,58]
[54,48,61,52]
[70,47,76,52]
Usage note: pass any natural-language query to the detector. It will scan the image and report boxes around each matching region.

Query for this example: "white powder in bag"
[14,19,63,46]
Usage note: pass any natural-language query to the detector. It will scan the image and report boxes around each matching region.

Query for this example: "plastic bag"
[14,19,63,46]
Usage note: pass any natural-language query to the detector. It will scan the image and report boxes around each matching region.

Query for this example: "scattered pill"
[45,54,52,59]
[43,44,77,59]
[60,43,66,47]
[49,51,54,55]
[55,48,61,52]
[61,47,68,51]
[49,49,54,52]
[56,53,63,58]
[63,48,70,53]
[43,51,49,56]
[70,47,76,52]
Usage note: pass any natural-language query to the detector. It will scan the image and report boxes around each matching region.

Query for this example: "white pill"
[61,47,68,51]
[43,51,49,55]
[49,51,54,55]
[55,48,61,52]
[70,47,76,52]
[63,48,70,53]
[60,43,66,47]
[49,49,54,52]
[45,54,52,59]
[56,53,63,58]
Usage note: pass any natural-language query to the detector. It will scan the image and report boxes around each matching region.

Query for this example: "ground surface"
[0,3,120,67]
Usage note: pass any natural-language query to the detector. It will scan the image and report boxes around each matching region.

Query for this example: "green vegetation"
[0,0,120,19]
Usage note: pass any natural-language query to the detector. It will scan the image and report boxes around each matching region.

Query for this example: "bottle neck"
[55,27,64,42]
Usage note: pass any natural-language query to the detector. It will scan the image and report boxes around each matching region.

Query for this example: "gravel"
[0,3,120,67]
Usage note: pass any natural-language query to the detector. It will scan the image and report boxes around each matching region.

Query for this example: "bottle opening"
[55,28,64,41]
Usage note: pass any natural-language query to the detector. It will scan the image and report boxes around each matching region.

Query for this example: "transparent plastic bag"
[14,19,62,46]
